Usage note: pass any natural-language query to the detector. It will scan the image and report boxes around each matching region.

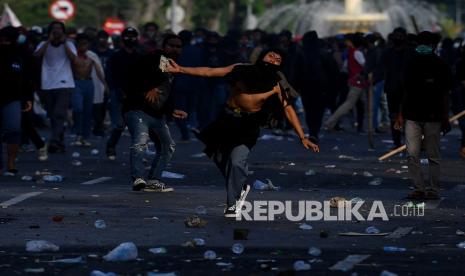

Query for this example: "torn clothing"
[197,105,261,159]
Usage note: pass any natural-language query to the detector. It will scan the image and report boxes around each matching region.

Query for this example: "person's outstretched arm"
[166,59,239,77]
[277,86,319,152]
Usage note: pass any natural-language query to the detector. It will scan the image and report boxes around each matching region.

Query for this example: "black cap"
[122,27,138,37]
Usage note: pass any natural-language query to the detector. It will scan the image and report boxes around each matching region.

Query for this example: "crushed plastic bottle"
[90,270,116,276]
[365,226,380,234]
[383,246,406,252]
[307,247,322,257]
[293,260,311,271]
[103,242,138,261]
[193,238,205,246]
[350,197,364,204]
[456,242,465,249]
[420,159,429,165]
[299,223,313,230]
[162,171,185,179]
[72,160,82,166]
[232,243,244,254]
[203,250,217,260]
[305,169,316,176]
[21,175,33,181]
[149,247,167,254]
[91,149,99,155]
[94,219,106,229]
[48,256,83,264]
[369,178,383,186]
[72,152,80,158]
[253,179,280,191]
[380,270,398,276]
[42,175,63,182]
[362,171,373,177]
[195,205,207,215]
[26,240,59,252]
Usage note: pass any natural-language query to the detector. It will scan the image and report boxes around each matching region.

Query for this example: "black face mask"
[122,38,138,48]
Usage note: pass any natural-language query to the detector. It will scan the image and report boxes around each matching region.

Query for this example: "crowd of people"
[1,20,464,216]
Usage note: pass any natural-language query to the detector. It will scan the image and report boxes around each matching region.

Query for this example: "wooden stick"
[378,110,465,161]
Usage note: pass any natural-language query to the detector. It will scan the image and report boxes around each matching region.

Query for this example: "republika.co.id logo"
[236,200,424,221]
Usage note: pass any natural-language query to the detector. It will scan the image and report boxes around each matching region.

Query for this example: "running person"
[166,49,320,217]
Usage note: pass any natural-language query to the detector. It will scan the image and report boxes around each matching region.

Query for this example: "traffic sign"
[49,0,76,22]
[103,17,126,35]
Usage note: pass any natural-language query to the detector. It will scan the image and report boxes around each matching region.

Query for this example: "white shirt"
[86,51,106,104]
[354,50,366,66]
[35,41,77,90]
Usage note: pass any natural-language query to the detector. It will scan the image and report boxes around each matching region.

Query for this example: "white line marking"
[81,177,113,185]
[0,192,43,208]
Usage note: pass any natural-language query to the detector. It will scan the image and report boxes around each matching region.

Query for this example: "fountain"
[256,0,443,37]
[326,0,388,33]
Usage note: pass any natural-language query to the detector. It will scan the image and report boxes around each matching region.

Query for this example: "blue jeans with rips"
[124,110,175,181]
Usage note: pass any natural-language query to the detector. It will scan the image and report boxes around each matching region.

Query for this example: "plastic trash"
[94,219,106,229]
[42,175,63,182]
[103,242,138,261]
[457,242,465,249]
[253,179,280,191]
[325,165,336,169]
[90,270,117,276]
[369,178,383,186]
[149,247,167,254]
[380,270,398,276]
[331,146,340,151]
[72,152,80,158]
[162,171,185,179]
[26,240,59,252]
[204,250,217,260]
[299,223,313,230]
[308,247,322,257]
[195,205,207,215]
[193,238,205,246]
[216,262,233,267]
[259,134,283,141]
[305,169,316,176]
[232,243,244,254]
[21,175,33,181]
[362,171,373,177]
[420,159,429,165]
[293,260,311,271]
[72,160,82,166]
[350,197,364,204]
[383,246,406,252]
[24,268,45,273]
[365,226,380,234]
[456,230,465,236]
[91,149,99,155]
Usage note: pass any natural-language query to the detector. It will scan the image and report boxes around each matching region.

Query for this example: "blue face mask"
[415,45,433,55]
[17,34,26,45]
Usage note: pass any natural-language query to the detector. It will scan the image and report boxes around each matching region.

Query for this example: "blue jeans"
[124,110,175,181]
[72,80,94,139]
[107,89,125,148]
[372,81,384,129]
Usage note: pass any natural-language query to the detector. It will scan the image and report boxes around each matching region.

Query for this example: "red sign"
[49,0,76,22]
[103,18,126,36]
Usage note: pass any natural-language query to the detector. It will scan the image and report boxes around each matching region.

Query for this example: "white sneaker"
[37,145,48,161]
[224,205,238,218]
[132,178,146,191]
[236,184,250,213]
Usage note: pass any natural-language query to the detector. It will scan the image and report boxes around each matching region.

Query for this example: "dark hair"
[393,27,407,35]
[75,33,90,43]
[97,30,109,39]
[48,21,65,34]
[257,47,286,65]
[143,22,159,32]
[178,30,192,46]
[162,34,181,48]
[0,26,19,42]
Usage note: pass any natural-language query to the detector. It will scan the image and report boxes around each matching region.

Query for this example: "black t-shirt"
[402,53,452,122]
[0,49,33,105]
[122,52,174,118]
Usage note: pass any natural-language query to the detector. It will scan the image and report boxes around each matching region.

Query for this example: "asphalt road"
[1,123,465,275]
